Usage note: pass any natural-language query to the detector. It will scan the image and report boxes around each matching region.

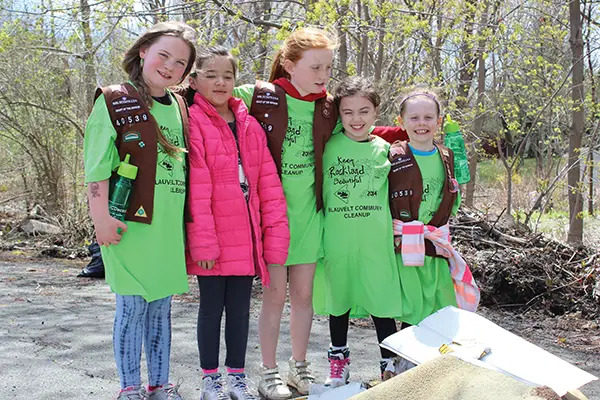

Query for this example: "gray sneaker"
[227,374,258,400]
[146,382,184,400]
[117,387,144,400]
[202,374,230,400]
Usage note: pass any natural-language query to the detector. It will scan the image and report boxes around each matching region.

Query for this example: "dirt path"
[1,254,599,399]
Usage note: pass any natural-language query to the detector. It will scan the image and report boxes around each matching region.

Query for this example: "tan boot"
[287,358,315,395]
[258,365,292,400]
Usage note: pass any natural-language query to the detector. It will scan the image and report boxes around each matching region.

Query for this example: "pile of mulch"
[452,208,600,319]
[350,355,560,400]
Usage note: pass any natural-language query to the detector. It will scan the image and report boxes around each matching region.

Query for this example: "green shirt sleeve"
[332,118,344,136]
[451,189,462,216]
[233,84,255,108]
[83,95,120,183]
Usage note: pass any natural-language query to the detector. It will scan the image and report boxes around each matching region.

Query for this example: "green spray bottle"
[443,115,471,184]
[108,154,138,222]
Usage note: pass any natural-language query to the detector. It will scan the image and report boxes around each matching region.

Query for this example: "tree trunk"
[256,0,271,79]
[497,136,513,217]
[568,0,584,245]
[465,48,486,207]
[374,0,386,81]
[464,0,492,207]
[585,1,595,216]
[454,0,477,111]
[337,4,349,76]
[588,149,594,215]
[80,0,96,115]
[357,2,370,76]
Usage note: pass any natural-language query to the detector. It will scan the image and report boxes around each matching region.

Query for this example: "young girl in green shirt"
[313,76,405,387]
[84,22,196,400]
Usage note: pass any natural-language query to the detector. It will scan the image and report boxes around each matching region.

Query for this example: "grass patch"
[523,211,600,248]
[477,158,540,186]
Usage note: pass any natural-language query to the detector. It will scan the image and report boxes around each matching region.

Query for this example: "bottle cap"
[117,154,138,180]
[443,114,460,133]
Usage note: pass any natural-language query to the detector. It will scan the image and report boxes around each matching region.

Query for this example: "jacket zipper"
[237,117,261,279]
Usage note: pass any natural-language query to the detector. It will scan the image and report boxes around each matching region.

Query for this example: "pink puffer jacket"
[185,92,289,286]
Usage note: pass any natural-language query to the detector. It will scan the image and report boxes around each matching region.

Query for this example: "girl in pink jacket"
[185,46,290,400]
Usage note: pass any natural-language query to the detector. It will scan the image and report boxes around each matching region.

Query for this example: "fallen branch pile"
[452,208,600,318]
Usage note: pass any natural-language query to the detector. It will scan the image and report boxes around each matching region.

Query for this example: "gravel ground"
[1,253,599,399]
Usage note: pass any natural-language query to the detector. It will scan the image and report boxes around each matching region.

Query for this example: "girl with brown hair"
[84,21,196,400]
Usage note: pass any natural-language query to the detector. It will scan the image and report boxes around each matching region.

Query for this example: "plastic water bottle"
[108,154,138,221]
[443,115,471,184]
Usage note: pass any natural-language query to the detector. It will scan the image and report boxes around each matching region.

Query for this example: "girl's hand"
[197,260,215,270]
[87,180,127,247]
[95,216,128,246]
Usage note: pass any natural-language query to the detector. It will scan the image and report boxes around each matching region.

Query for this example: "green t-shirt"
[313,133,402,318]
[393,145,461,325]
[234,84,328,265]
[412,146,461,222]
[84,93,189,302]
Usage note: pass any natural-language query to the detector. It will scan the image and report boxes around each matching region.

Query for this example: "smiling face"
[284,48,333,96]
[139,35,191,96]
[339,95,377,142]
[399,96,442,151]
[193,55,235,112]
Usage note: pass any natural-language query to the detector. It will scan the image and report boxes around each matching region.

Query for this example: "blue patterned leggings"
[113,294,172,389]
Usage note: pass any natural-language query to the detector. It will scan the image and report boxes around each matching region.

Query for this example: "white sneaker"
[287,358,315,395]
[324,347,350,388]
[227,374,258,400]
[380,356,416,381]
[201,374,230,400]
[258,365,292,400]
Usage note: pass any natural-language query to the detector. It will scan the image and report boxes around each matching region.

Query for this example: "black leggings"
[329,310,399,359]
[197,275,254,370]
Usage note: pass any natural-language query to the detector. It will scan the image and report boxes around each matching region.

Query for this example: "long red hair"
[269,27,338,82]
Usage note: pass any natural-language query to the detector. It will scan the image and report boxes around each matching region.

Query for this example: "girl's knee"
[226,303,251,320]
[262,286,287,307]
[290,287,313,308]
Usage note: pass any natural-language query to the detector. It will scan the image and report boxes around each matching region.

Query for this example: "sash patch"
[135,205,148,218]
[123,132,141,142]
[256,92,280,106]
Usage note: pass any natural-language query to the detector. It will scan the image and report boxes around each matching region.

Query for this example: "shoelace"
[230,376,258,400]
[329,358,349,379]
[162,382,183,400]
[207,377,230,400]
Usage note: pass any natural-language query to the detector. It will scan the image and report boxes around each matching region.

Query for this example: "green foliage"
[0,0,598,227]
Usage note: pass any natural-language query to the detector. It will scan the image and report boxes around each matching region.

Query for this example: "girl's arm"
[254,122,290,266]
[185,111,220,264]
[87,180,128,246]
[451,188,462,216]
[84,95,128,247]
[372,126,409,143]
[232,84,255,109]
